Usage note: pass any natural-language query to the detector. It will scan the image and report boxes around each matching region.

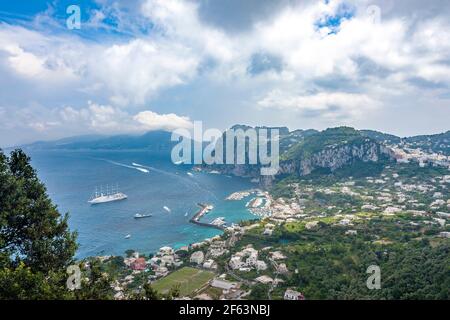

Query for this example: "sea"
[27,150,256,258]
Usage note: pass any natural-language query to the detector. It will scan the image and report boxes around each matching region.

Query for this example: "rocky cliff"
[209,126,395,187]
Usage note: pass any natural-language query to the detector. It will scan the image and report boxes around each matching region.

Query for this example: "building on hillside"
[255,275,273,284]
[130,257,147,271]
[158,246,174,256]
[284,289,305,300]
[210,279,236,292]
[203,259,217,270]
[439,232,450,238]
[256,260,268,271]
[190,251,205,265]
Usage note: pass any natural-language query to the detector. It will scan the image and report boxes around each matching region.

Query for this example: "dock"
[189,203,225,231]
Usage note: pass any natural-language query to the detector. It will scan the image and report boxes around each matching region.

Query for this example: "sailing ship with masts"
[88,184,127,204]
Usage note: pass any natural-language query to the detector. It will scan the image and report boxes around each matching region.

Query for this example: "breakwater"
[189,203,225,231]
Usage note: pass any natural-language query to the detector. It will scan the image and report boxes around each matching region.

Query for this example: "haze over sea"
[28,150,255,258]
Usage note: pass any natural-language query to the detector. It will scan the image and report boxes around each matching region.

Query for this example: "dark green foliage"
[0,150,78,273]
[360,129,402,144]
[0,149,112,299]
[243,220,450,300]
[249,283,269,299]
[284,127,369,160]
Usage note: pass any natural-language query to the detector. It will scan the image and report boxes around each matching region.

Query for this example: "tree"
[143,282,161,300]
[166,284,181,299]
[249,284,268,300]
[73,260,113,300]
[0,149,77,272]
[0,149,79,299]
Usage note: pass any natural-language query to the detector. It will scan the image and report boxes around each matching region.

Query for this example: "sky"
[0,0,450,147]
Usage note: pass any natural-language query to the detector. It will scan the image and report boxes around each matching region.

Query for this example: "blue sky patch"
[315,2,355,35]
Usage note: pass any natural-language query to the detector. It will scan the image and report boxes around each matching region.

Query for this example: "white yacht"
[88,184,127,205]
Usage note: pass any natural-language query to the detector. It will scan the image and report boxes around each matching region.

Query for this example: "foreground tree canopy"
[0,149,113,299]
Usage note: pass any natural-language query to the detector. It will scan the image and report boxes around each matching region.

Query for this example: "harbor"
[189,203,225,231]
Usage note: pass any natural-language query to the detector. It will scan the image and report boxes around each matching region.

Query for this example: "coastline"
[125,188,271,258]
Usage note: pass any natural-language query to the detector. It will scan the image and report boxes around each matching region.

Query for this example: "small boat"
[125,234,131,239]
[134,213,152,219]
[163,206,171,213]
[187,172,193,177]
[184,212,188,217]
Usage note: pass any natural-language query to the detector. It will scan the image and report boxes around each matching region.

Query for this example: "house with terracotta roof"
[130,257,147,271]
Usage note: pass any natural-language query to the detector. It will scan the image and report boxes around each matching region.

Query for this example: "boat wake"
[93,157,219,201]
[99,159,150,174]
[132,162,145,167]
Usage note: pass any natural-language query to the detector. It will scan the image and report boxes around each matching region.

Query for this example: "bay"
[28,150,256,258]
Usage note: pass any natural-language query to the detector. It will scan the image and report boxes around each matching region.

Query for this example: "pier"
[189,203,225,231]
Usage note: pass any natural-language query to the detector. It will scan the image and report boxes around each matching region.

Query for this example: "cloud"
[258,90,379,119]
[59,101,193,133]
[2,0,450,145]
[0,23,199,107]
[134,110,193,131]
[92,38,199,106]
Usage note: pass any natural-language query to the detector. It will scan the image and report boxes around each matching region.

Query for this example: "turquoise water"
[28,150,255,258]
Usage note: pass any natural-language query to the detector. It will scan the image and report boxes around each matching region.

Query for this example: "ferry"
[88,184,127,205]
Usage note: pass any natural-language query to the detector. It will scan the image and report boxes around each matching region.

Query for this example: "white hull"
[88,193,127,204]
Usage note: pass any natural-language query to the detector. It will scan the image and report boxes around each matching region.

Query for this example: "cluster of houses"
[189,251,218,270]
[147,246,184,278]
[229,245,268,272]
[269,197,305,223]
[392,146,450,168]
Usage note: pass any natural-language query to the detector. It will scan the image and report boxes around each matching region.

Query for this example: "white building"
[284,289,305,300]
[256,260,268,271]
[159,246,174,256]
[255,275,273,284]
[203,259,217,270]
[277,263,289,274]
[210,279,236,291]
[229,256,243,270]
[190,251,205,265]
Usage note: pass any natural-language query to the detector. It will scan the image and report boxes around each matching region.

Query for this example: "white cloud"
[58,101,193,133]
[258,90,379,119]
[2,0,450,145]
[92,38,199,106]
[141,0,235,63]
[0,23,199,107]
[134,110,193,131]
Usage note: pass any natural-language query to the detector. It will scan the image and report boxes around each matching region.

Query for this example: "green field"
[152,267,215,296]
